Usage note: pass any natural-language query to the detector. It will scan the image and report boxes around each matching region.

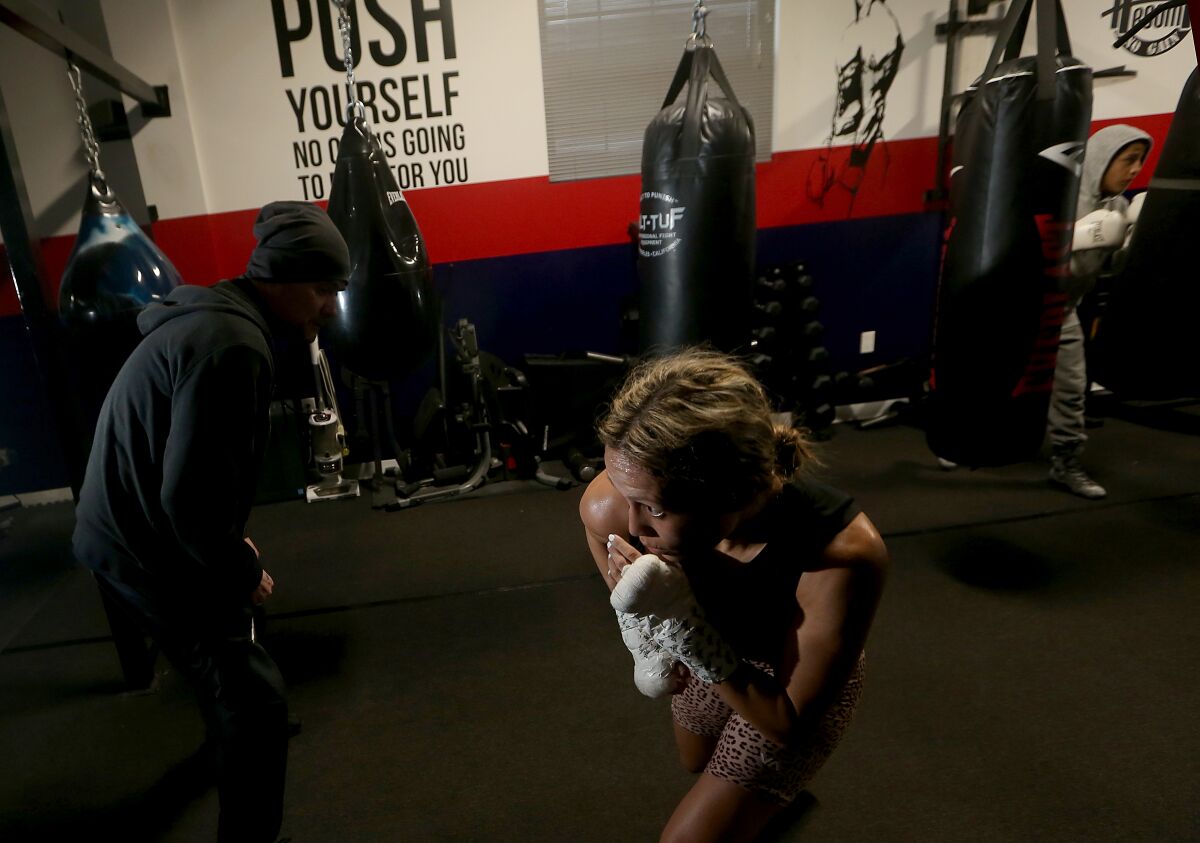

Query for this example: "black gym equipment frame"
[0,0,171,496]
[0,1,172,692]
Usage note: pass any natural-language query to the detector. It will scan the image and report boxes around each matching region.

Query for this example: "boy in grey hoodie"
[73,201,349,842]
[1049,124,1152,499]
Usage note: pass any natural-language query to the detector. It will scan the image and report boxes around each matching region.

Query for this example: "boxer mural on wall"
[807,0,904,212]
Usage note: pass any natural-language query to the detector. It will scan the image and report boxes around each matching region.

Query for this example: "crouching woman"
[580,349,889,842]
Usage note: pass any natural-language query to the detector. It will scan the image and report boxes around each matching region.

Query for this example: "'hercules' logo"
[1104,0,1192,57]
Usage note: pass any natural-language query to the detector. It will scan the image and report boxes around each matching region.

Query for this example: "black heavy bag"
[57,172,182,484]
[325,114,438,381]
[927,0,1092,467]
[1090,67,1200,399]
[638,39,755,354]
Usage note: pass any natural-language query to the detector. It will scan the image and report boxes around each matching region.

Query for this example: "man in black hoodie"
[73,200,350,843]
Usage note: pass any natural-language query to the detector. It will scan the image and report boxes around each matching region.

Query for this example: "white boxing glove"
[615,610,677,698]
[1126,191,1147,225]
[1072,209,1129,252]
[611,554,738,684]
[1123,192,1147,250]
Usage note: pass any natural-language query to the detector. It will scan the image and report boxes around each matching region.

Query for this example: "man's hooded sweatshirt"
[1066,123,1153,305]
[74,280,276,615]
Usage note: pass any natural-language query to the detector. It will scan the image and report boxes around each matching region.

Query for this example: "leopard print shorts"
[670,652,866,804]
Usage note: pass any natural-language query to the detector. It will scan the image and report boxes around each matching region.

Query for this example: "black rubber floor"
[2,410,1197,842]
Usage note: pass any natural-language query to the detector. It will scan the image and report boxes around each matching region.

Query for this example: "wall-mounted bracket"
[0,0,171,116]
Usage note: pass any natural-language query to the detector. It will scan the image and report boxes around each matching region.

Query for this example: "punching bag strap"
[1034,0,1064,101]
[704,47,741,108]
[982,0,1032,83]
[1005,0,1072,59]
[1001,0,1033,64]
[661,40,740,109]
[1054,0,1073,56]
[680,46,712,162]
[661,48,696,110]
[664,42,744,164]
[983,0,1072,101]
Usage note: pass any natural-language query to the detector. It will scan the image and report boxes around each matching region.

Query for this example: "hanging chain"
[67,61,109,193]
[691,1,709,40]
[333,0,365,120]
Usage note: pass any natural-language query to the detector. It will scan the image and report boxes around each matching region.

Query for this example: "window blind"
[539,0,775,182]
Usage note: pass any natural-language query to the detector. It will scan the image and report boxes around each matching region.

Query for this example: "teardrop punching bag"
[927,0,1092,467]
[58,172,182,476]
[324,114,438,381]
[1090,67,1200,399]
[638,39,755,355]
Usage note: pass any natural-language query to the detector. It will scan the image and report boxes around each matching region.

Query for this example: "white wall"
[774,0,1195,152]
[1058,0,1195,118]
[101,0,209,223]
[147,0,549,215]
[2,0,1194,233]
[0,23,95,239]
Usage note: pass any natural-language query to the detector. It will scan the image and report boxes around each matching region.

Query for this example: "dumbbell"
[754,300,783,320]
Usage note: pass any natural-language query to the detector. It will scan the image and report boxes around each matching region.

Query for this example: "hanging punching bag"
[324,114,438,382]
[58,172,182,476]
[638,37,755,355]
[927,0,1092,467]
[1090,68,1200,399]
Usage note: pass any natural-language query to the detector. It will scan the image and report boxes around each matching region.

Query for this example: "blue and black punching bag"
[324,114,437,382]
[1090,67,1200,399]
[638,34,755,355]
[928,0,1092,467]
[58,172,181,474]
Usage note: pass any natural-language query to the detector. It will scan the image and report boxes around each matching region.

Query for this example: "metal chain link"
[67,61,108,191]
[692,1,709,40]
[333,0,365,120]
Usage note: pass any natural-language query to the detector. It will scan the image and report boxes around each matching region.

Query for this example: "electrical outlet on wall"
[860,331,876,354]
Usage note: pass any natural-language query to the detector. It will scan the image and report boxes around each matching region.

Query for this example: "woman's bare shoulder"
[579,470,627,539]
[798,511,889,586]
[822,511,889,573]
[794,511,889,621]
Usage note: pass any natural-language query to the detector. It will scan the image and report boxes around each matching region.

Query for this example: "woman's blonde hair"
[598,348,817,511]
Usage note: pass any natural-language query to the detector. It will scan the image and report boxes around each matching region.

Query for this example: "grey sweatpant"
[1047,308,1088,450]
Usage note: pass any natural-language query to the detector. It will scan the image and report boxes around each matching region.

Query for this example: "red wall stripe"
[0,111,1175,320]
[0,267,17,316]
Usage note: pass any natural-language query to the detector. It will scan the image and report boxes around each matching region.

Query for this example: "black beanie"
[245,201,351,284]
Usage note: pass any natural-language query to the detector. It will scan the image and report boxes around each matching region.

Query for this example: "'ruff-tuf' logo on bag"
[638,192,687,258]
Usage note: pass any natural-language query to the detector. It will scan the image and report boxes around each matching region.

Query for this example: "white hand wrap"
[610,554,738,684]
[1072,209,1128,252]
[614,610,677,698]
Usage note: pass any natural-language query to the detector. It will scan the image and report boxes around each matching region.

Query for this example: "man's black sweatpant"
[96,574,288,843]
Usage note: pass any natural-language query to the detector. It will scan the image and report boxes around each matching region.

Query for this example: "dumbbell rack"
[748,262,877,438]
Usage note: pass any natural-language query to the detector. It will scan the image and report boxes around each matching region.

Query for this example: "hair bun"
[773,424,817,479]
